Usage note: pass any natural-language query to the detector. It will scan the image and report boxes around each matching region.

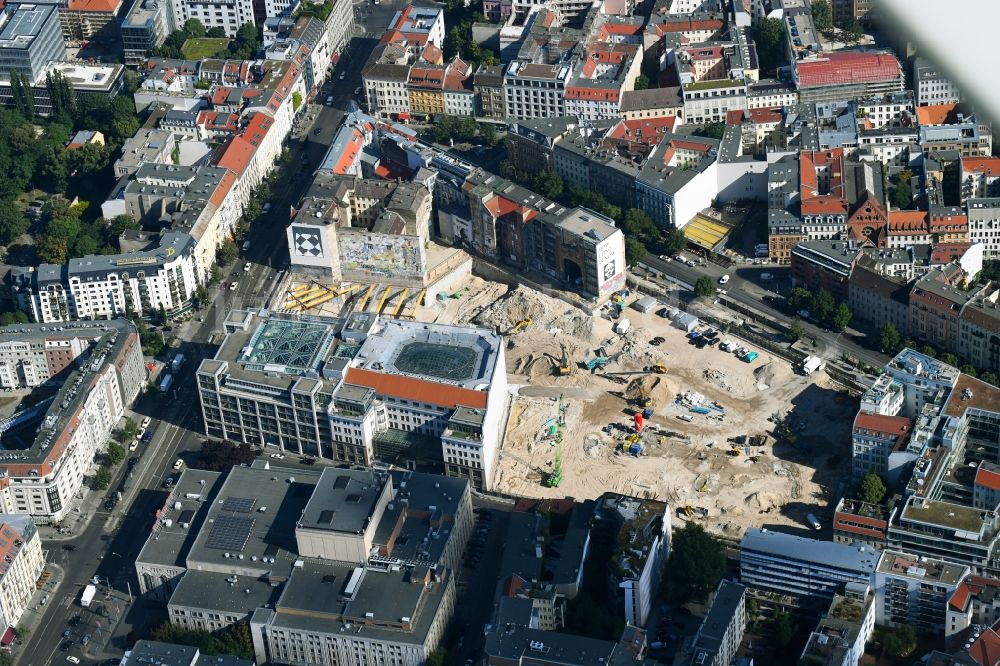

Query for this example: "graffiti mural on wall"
[339,231,426,281]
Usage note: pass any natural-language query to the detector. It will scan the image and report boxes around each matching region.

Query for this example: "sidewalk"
[37,482,107,542]
[11,562,64,656]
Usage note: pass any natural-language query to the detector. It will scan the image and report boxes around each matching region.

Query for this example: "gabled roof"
[962,156,1000,177]
[796,51,901,88]
[915,103,959,126]
[975,465,1000,492]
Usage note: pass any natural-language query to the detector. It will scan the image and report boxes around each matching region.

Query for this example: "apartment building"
[790,241,861,302]
[874,550,968,634]
[504,61,570,120]
[959,293,1000,377]
[740,528,879,601]
[833,498,893,549]
[123,640,254,666]
[59,0,122,41]
[167,0,254,37]
[362,42,412,119]
[961,157,1000,202]
[799,583,876,666]
[0,2,67,84]
[564,42,642,122]
[852,412,914,479]
[0,320,143,522]
[635,133,719,229]
[967,199,1000,261]
[746,78,797,109]
[135,463,470,666]
[685,581,745,666]
[113,129,177,178]
[883,347,960,417]
[0,325,117,390]
[198,310,507,490]
[830,0,873,25]
[793,51,904,105]
[916,104,992,157]
[473,64,505,120]
[914,56,961,107]
[947,575,1000,639]
[0,516,44,634]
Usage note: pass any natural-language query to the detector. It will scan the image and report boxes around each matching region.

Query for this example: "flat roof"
[136,469,224,567]
[741,528,879,573]
[169,569,280,614]
[298,467,387,534]
[876,550,967,585]
[690,581,746,661]
[900,498,985,534]
[0,2,55,46]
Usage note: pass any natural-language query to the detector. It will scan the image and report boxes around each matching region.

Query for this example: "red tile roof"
[963,157,1000,177]
[607,116,677,146]
[888,211,929,233]
[930,242,971,265]
[345,367,488,410]
[949,575,1000,611]
[215,135,256,176]
[915,103,959,126]
[969,625,1000,666]
[209,170,237,208]
[853,412,913,442]
[796,51,901,88]
[66,0,120,12]
[976,466,1000,492]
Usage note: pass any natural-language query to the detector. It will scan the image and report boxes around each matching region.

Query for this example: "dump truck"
[80,584,96,607]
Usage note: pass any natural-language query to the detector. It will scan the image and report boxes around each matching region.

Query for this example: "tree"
[93,465,112,490]
[919,345,937,359]
[151,622,254,659]
[107,443,126,466]
[661,523,725,603]
[426,648,447,666]
[109,214,139,237]
[831,302,852,331]
[532,169,563,200]
[622,208,658,238]
[624,238,646,267]
[292,91,303,112]
[499,159,515,180]
[939,352,959,366]
[694,276,717,298]
[982,371,999,387]
[122,417,138,441]
[35,234,68,264]
[811,0,832,31]
[788,318,806,342]
[198,440,259,471]
[811,288,835,324]
[769,612,797,648]
[634,74,650,90]
[752,18,786,74]
[183,18,206,38]
[788,287,812,312]
[695,122,726,140]
[479,122,498,147]
[880,625,917,658]
[842,18,864,44]
[216,240,238,265]
[206,26,227,38]
[661,226,687,254]
[890,175,913,210]
[879,322,902,353]
[0,310,28,326]
[961,364,978,377]
[0,205,28,245]
[857,471,886,504]
[195,284,210,307]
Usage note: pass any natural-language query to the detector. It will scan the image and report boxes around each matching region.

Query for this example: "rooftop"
[690,581,746,663]
[876,550,968,585]
[901,498,986,535]
[944,374,1000,419]
[136,468,224,567]
[168,569,279,615]
[297,467,388,534]
[741,528,879,573]
[796,51,902,88]
[124,639,254,666]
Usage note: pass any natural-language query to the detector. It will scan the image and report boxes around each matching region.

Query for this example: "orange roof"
[672,139,711,153]
[963,156,1000,176]
[800,196,847,215]
[969,626,1000,666]
[209,170,237,207]
[66,0,120,12]
[949,575,1000,612]
[345,367,488,410]
[915,103,959,126]
[853,412,913,439]
[215,136,255,176]
[976,466,1000,492]
[888,210,929,233]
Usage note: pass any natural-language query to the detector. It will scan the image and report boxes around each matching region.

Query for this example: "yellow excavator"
[556,343,573,376]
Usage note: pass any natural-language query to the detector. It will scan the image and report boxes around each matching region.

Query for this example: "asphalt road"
[642,252,889,369]
[19,53,375,662]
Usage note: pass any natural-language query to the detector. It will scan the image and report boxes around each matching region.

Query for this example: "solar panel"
[205,515,255,551]
[222,496,256,513]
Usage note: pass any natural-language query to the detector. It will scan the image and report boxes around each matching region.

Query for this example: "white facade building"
[0,516,45,633]
[968,198,1000,260]
[167,0,254,37]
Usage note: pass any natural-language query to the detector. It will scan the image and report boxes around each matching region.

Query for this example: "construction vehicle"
[726,447,741,457]
[510,319,532,334]
[556,344,572,376]
[545,394,566,488]
[605,363,668,378]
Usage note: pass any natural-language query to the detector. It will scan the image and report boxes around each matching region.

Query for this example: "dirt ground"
[421,277,857,538]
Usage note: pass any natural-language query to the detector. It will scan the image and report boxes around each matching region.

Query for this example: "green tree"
[811,288,835,324]
[831,302,852,331]
[624,238,646,267]
[107,443,126,466]
[123,69,141,94]
[982,371,999,387]
[695,122,726,140]
[661,226,687,254]
[842,18,864,44]
[878,322,902,353]
[0,205,28,245]
[67,142,110,178]
[811,0,832,31]
[857,471,886,504]
[206,26,227,38]
[38,145,69,192]
[919,345,937,359]
[183,18,206,38]
[0,311,28,326]
[621,208,658,238]
[532,169,563,200]
[479,122,498,147]
[426,648,446,666]
[93,465,112,490]
[661,522,725,603]
[109,214,140,237]
[890,177,913,209]
[292,91,303,112]
[195,284,210,307]
[499,159,516,180]
[694,275,717,298]
[939,352,959,366]
[122,417,138,441]
[216,240,238,265]
[752,18,786,74]
[788,287,812,312]
[769,612,797,648]
[788,318,806,342]
[960,364,978,377]
[880,625,917,658]
[35,234,68,264]
[634,74,650,90]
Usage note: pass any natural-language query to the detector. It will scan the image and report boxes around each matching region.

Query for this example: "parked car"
[129,439,138,452]
[81,634,91,645]
[760,272,773,280]
[173,458,184,471]
[141,417,151,428]
[66,657,80,664]
[718,274,730,284]
[230,282,238,291]
[244,262,252,272]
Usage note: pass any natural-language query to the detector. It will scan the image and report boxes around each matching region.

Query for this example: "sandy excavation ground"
[419,276,858,538]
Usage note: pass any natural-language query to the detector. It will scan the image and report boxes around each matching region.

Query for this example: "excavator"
[509,319,532,335]
[556,344,573,376]
[626,375,659,409]
[604,363,667,378]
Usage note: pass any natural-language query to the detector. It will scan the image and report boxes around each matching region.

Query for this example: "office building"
[947,574,1000,639]
[914,56,961,107]
[197,310,507,490]
[851,412,914,478]
[0,2,67,84]
[123,640,254,666]
[0,516,44,635]
[685,581,746,666]
[121,0,169,66]
[833,498,893,550]
[740,528,879,601]
[0,320,144,521]
[136,463,471,666]
[874,550,968,634]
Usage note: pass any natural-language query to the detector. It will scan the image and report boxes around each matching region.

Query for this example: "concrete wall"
[338,230,426,284]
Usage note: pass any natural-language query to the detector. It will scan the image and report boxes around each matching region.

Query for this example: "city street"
[641,252,889,369]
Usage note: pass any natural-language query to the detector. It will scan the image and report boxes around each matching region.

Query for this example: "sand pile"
[472,285,594,341]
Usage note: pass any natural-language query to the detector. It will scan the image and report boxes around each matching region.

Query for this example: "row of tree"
[151,622,255,660]
[152,20,260,61]
[787,287,853,332]
[431,115,497,146]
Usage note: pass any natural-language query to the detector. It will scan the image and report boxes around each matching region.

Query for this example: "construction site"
[266,272,856,538]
